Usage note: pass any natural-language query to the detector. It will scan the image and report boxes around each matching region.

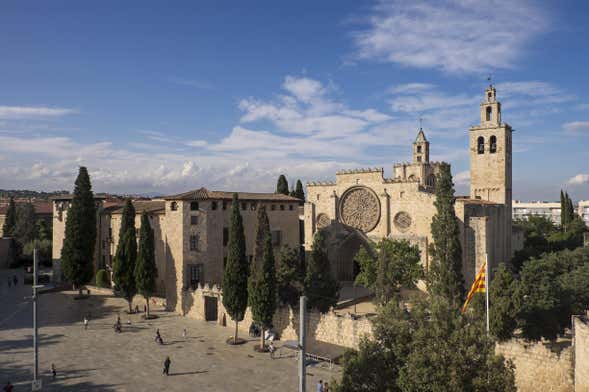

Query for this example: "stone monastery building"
[51,84,514,314]
[304,85,513,285]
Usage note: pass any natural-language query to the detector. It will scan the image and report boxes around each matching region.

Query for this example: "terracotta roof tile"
[164,187,300,202]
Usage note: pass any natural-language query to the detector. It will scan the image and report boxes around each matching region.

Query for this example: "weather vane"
[487,74,492,86]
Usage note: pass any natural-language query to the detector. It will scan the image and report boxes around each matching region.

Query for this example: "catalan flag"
[461,261,487,313]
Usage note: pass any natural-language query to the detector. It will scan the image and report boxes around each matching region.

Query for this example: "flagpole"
[485,253,489,335]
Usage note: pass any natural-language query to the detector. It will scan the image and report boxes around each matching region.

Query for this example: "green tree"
[276,245,304,307]
[96,269,110,288]
[304,231,339,313]
[355,239,422,304]
[2,197,16,237]
[37,219,51,242]
[294,179,305,201]
[428,163,464,308]
[560,190,566,230]
[515,253,570,341]
[248,229,277,350]
[61,167,97,294]
[14,202,38,246]
[489,263,519,341]
[253,206,270,270]
[398,296,516,392]
[275,174,289,195]
[334,302,411,392]
[113,199,137,313]
[222,193,249,343]
[135,212,158,318]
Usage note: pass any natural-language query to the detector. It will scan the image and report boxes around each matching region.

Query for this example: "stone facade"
[51,189,301,316]
[304,85,513,284]
[574,315,589,391]
[496,338,574,392]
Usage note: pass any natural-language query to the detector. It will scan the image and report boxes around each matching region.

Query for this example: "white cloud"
[352,0,547,73]
[568,174,589,185]
[454,170,470,185]
[185,140,208,147]
[563,121,589,135]
[0,106,76,119]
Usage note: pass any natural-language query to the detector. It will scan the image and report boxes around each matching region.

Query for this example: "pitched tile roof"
[110,200,165,215]
[164,187,300,202]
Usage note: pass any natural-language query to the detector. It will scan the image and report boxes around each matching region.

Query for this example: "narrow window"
[211,201,218,210]
[271,204,276,211]
[190,215,198,225]
[241,202,247,210]
[316,194,320,201]
[289,205,294,211]
[280,204,285,211]
[271,230,282,246]
[486,106,492,121]
[222,201,227,210]
[190,201,199,211]
[170,202,178,211]
[417,146,422,153]
[190,235,198,251]
[188,264,203,289]
[223,227,229,246]
[417,156,422,162]
[477,136,485,154]
[490,135,497,153]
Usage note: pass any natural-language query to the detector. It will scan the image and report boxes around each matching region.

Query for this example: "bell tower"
[413,128,429,164]
[469,84,512,206]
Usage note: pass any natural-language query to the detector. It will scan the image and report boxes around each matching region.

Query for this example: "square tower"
[469,85,512,207]
[413,128,429,163]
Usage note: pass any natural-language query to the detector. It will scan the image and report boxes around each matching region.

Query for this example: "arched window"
[427,174,436,187]
[170,201,178,211]
[490,135,497,153]
[190,201,199,211]
[486,106,492,121]
[477,136,485,154]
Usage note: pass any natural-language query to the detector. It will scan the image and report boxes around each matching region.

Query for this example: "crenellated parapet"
[307,181,336,187]
[336,167,383,175]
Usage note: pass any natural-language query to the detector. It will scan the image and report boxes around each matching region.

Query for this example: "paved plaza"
[0,270,338,391]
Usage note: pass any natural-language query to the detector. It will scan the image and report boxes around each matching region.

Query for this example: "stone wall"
[496,338,574,392]
[182,284,372,349]
[574,316,589,391]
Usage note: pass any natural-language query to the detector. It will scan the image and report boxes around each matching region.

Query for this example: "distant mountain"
[0,189,69,200]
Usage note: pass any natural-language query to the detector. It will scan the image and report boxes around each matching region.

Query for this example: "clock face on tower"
[338,186,380,233]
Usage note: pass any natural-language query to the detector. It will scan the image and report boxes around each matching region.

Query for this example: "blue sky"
[1,0,588,201]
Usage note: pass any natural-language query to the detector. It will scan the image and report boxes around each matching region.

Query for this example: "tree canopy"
[222,193,249,343]
[275,175,289,195]
[61,167,97,290]
[427,163,464,308]
[304,231,340,313]
[113,199,137,312]
[355,239,422,304]
[135,211,158,317]
[276,245,304,307]
[2,197,16,237]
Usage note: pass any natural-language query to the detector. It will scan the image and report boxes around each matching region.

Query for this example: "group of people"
[317,380,330,392]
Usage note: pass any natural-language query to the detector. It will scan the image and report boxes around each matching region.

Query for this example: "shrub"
[96,269,110,288]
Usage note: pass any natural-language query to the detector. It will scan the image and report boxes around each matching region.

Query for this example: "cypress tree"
[560,190,566,231]
[253,206,270,270]
[113,199,137,313]
[294,179,305,201]
[222,193,249,344]
[248,229,277,350]
[2,197,16,237]
[276,175,289,195]
[567,193,575,229]
[135,211,158,318]
[14,202,38,246]
[61,167,97,294]
[304,231,340,313]
[428,163,464,308]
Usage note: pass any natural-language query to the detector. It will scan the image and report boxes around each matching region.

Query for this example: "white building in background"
[512,201,562,225]
[578,200,589,227]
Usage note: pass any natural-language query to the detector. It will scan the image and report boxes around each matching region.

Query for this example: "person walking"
[182,328,187,339]
[324,382,329,392]
[163,356,171,376]
[83,316,89,330]
[3,381,13,391]
[51,363,56,380]
[317,380,324,392]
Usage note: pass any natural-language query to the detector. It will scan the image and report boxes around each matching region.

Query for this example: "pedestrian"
[135,305,139,313]
[163,356,171,376]
[83,317,89,330]
[324,382,329,392]
[182,328,187,339]
[3,380,13,392]
[268,341,276,359]
[155,329,163,344]
[317,380,323,392]
[51,363,56,380]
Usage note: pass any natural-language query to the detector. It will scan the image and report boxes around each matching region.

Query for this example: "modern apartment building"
[512,201,562,225]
